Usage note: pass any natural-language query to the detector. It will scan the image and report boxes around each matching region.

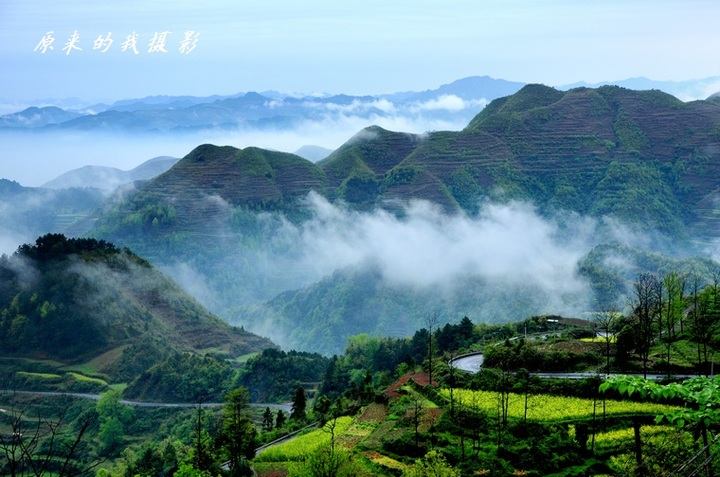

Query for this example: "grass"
[254,416,354,463]
[593,425,673,452]
[83,345,128,373]
[16,371,62,380]
[65,372,108,387]
[581,336,616,344]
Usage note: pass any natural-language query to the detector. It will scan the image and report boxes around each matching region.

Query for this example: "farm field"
[443,388,682,422]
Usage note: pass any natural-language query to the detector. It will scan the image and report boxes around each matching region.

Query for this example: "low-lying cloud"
[295,193,590,295]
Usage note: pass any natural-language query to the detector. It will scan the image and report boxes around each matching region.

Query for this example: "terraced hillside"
[374,85,720,236]
[95,85,720,241]
[94,145,328,240]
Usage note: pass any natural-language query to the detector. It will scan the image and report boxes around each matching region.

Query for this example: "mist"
[163,192,649,350]
[0,95,480,187]
[293,193,591,294]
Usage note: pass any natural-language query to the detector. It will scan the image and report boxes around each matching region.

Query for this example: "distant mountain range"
[94,84,720,238]
[0,76,524,133]
[560,76,720,102]
[2,76,718,135]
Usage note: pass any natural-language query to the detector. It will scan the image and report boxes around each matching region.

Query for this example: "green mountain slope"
[93,145,327,242]
[86,85,720,354]
[95,86,720,241]
[0,234,274,381]
[318,125,423,207]
[232,263,589,355]
[373,85,720,235]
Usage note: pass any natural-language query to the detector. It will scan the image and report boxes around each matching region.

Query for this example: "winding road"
[0,389,292,412]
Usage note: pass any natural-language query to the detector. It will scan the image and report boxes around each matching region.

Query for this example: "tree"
[0,405,98,477]
[275,409,287,429]
[402,450,460,477]
[406,393,425,446]
[425,312,440,386]
[303,443,356,477]
[221,388,257,477]
[262,407,275,433]
[95,390,133,455]
[190,399,215,475]
[313,395,332,424]
[662,271,686,377]
[593,308,618,373]
[630,273,663,378]
[291,387,307,421]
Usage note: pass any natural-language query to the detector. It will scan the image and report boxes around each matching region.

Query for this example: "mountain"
[312,84,720,237]
[0,234,274,382]
[93,145,326,242]
[87,85,720,354]
[0,106,82,127]
[383,75,526,102]
[42,156,180,191]
[0,76,523,133]
[561,76,720,101]
[294,145,334,161]
[460,84,720,237]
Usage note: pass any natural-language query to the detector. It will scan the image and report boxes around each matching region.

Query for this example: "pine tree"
[262,407,274,432]
[291,387,307,421]
[275,409,287,429]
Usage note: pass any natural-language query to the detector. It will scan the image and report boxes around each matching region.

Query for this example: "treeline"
[235,348,331,402]
[124,352,234,402]
[15,232,125,263]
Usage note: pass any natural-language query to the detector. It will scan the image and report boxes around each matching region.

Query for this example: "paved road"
[450,353,484,373]
[0,389,291,411]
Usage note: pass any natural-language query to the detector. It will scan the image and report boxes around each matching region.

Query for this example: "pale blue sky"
[2,0,720,104]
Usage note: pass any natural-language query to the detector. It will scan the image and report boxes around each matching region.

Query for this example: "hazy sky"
[2,0,720,104]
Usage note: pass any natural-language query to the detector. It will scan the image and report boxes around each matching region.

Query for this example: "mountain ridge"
[42,156,180,190]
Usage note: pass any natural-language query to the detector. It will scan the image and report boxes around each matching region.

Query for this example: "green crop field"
[254,416,354,463]
[443,389,681,422]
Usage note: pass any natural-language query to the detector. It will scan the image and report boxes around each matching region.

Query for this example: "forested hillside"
[0,233,274,396]
[86,85,720,353]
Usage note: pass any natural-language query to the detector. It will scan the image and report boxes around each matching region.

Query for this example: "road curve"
[449,353,484,373]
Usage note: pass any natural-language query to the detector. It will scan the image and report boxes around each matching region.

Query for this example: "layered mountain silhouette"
[94,84,720,239]
[0,76,526,132]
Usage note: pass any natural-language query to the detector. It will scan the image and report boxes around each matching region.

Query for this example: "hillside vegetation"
[86,85,720,353]
[0,233,274,399]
